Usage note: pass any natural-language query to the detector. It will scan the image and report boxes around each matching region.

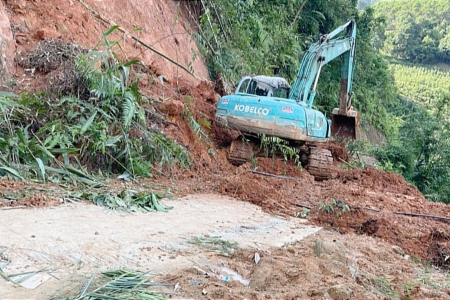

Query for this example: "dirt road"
[0,194,321,299]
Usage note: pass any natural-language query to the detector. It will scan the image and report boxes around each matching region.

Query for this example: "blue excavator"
[215,20,359,180]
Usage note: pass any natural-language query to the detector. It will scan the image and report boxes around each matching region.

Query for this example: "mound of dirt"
[2,0,209,93]
[154,229,450,299]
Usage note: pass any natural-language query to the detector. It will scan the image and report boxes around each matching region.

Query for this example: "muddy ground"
[2,0,450,299]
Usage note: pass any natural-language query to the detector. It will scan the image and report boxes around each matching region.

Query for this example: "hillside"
[1,1,450,299]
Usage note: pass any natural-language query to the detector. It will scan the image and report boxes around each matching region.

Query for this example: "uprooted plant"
[78,189,173,213]
[0,26,190,184]
[259,134,302,167]
[62,269,168,300]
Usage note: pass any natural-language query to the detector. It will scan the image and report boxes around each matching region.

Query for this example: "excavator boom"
[289,19,359,139]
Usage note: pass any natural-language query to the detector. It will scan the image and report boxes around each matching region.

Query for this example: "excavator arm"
[289,20,359,138]
[290,20,356,107]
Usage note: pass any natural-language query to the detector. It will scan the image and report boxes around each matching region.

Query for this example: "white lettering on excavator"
[234,105,269,116]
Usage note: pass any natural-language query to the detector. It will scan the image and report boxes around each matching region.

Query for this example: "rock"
[327,284,353,300]
[33,28,62,40]
[392,245,405,257]
[158,100,184,117]
[307,288,325,298]
[0,1,15,85]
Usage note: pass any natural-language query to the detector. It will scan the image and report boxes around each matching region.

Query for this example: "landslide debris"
[2,1,450,297]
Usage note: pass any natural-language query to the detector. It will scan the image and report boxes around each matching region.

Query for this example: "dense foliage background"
[372,0,450,64]
[197,0,450,203]
[197,0,397,133]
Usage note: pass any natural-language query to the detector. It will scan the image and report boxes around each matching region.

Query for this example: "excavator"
[214,20,359,180]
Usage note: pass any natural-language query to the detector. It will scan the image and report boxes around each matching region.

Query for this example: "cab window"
[238,78,250,93]
[272,87,290,98]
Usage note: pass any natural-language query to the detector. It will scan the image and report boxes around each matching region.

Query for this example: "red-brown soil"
[2,1,450,299]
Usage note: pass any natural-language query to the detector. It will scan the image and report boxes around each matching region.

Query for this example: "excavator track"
[307,147,333,181]
[228,139,255,165]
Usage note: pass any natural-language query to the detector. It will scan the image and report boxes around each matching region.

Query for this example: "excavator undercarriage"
[228,138,334,181]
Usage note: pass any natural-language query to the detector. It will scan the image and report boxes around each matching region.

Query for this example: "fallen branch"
[250,170,302,182]
[359,206,450,223]
[77,0,202,80]
[338,157,356,169]
[290,202,312,210]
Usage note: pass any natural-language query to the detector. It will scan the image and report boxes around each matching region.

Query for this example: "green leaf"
[36,145,55,159]
[48,148,79,155]
[122,60,141,67]
[35,157,46,181]
[103,25,120,37]
[0,167,24,181]
[64,166,93,179]
[44,166,70,175]
[105,135,122,147]
[0,91,17,98]
[0,96,20,107]
[80,111,98,134]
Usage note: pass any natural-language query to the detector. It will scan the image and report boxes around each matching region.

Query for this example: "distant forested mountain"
[372,0,450,64]
[357,0,381,9]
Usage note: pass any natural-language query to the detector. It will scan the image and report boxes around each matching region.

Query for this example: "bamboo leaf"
[64,166,94,180]
[35,157,46,181]
[79,268,99,299]
[48,148,79,155]
[36,145,55,159]
[103,25,120,37]
[122,60,141,67]
[80,111,98,134]
[44,166,71,175]
[0,167,24,181]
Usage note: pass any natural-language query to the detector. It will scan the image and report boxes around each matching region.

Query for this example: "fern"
[259,134,301,166]
[122,92,136,128]
[186,110,209,142]
[0,26,192,183]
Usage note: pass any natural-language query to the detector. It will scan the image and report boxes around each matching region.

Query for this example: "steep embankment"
[0,0,208,88]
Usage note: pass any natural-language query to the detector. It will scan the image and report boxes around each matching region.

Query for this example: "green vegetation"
[389,62,450,113]
[357,0,450,203]
[373,61,450,203]
[319,199,350,217]
[188,236,239,256]
[374,276,399,299]
[64,269,167,300]
[79,190,173,212]
[372,0,450,64]
[357,0,381,9]
[0,28,191,184]
[259,135,302,167]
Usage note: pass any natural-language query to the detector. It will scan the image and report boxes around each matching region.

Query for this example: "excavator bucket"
[331,108,360,139]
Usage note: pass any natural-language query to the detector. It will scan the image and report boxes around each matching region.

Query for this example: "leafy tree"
[374,68,450,203]
[372,0,450,63]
